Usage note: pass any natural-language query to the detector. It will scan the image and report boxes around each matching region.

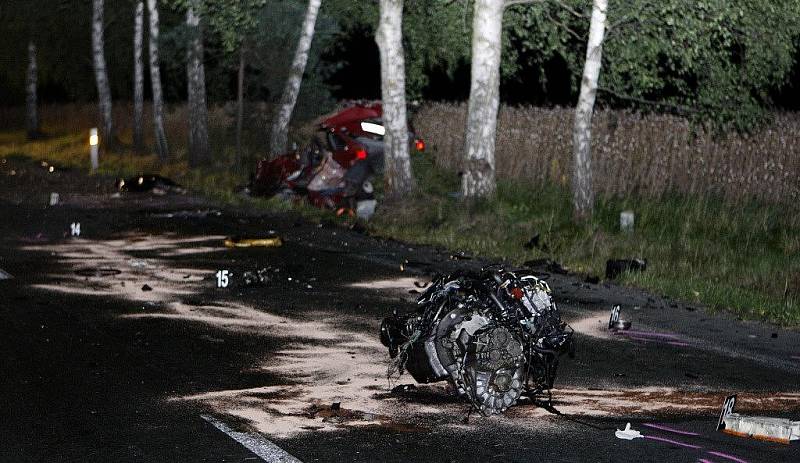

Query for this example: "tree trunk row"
[26,41,38,138]
[186,3,210,167]
[461,0,504,198]
[133,1,145,152]
[147,0,169,161]
[571,0,607,221]
[376,0,414,198]
[92,0,113,143]
[270,0,321,156]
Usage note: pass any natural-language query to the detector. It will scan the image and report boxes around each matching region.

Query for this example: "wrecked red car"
[250,102,425,218]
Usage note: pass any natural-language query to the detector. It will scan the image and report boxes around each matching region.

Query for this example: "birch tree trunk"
[26,41,39,139]
[269,0,321,156]
[376,0,414,197]
[186,4,210,167]
[92,0,114,143]
[572,0,607,221]
[133,1,145,152]
[462,0,504,198]
[236,46,245,168]
[147,0,168,161]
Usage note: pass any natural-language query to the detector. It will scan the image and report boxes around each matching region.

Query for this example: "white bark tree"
[186,3,210,166]
[26,41,39,139]
[92,0,114,143]
[462,0,505,198]
[235,46,246,167]
[133,1,145,152]
[376,0,414,197]
[269,0,321,156]
[147,0,168,160]
[572,0,607,220]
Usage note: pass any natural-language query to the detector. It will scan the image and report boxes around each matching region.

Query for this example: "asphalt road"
[1,158,798,462]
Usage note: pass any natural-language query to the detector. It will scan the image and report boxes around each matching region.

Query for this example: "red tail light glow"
[355,149,367,160]
[415,139,426,152]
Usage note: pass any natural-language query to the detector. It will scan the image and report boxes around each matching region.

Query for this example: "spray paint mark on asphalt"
[644,435,703,449]
[706,450,749,463]
[201,414,302,463]
[642,423,701,436]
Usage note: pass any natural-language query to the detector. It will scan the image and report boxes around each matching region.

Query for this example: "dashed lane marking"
[201,414,302,463]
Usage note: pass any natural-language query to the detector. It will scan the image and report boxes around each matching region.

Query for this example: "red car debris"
[250,102,424,218]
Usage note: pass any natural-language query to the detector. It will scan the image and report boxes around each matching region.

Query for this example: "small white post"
[620,210,635,232]
[89,127,99,171]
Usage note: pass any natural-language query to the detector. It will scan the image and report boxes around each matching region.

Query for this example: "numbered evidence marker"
[215,270,231,288]
[717,394,737,431]
[70,222,81,237]
[608,305,621,329]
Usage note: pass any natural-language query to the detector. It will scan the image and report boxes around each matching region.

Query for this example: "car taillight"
[415,139,425,152]
[356,149,367,160]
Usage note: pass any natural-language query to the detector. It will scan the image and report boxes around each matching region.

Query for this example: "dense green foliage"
[1,0,799,130]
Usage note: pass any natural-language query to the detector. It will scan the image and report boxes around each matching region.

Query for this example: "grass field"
[2,104,798,326]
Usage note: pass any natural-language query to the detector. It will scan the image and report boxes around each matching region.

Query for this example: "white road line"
[201,414,303,463]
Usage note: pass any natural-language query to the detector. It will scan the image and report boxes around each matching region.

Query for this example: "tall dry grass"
[414,103,800,205]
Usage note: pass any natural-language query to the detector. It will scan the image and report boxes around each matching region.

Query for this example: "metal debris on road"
[718,395,799,444]
[723,415,799,444]
[380,265,574,416]
[115,175,186,195]
[150,209,222,219]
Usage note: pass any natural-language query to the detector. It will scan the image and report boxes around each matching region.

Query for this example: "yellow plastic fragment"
[224,237,283,248]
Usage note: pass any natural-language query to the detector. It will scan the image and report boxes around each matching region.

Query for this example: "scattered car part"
[150,209,222,219]
[523,258,567,275]
[356,199,377,220]
[380,265,574,416]
[615,423,644,440]
[605,258,647,280]
[723,415,799,444]
[716,395,798,444]
[249,102,425,216]
[620,210,635,232]
[224,236,283,248]
[116,175,186,194]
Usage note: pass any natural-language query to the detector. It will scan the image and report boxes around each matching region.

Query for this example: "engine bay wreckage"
[249,102,425,218]
[380,266,575,416]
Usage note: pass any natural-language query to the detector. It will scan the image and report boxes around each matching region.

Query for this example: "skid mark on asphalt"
[201,414,302,462]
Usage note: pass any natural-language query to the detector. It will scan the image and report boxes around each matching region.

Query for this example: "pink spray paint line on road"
[644,435,703,449]
[642,423,701,436]
[706,451,750,463]
[615,330,682,340]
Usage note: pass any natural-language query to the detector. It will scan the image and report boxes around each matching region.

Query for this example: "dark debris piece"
[605,258,647,280]
[116,175,185,194]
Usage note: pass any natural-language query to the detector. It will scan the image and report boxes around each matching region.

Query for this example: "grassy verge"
[2,130,798,326]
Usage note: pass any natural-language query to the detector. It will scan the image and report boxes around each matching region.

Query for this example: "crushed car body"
[250,102,424,216]
[380,266,574,416]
